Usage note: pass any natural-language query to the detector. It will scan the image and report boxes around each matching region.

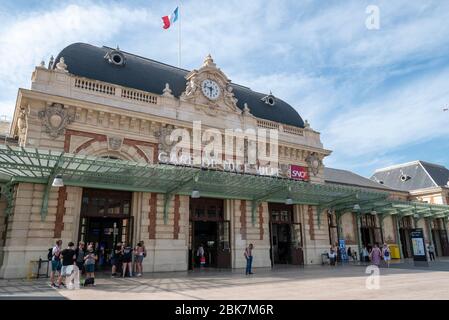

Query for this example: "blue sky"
[1,0,449,178]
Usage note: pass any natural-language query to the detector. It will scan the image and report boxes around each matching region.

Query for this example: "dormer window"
[262,92,276,106]
[104,48,126,66]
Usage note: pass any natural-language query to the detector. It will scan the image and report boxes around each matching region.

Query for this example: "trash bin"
[389,244,400,259]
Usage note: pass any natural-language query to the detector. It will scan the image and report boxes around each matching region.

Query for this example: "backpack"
[384,250,390,257]
[48,248,53,261]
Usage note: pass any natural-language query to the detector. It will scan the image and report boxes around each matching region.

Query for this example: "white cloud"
[325,66,449,161]
[0,3,157,115]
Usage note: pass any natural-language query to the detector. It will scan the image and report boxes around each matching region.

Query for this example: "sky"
[0,0,448,178]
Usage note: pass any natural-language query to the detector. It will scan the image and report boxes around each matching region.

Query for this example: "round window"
[112,54,122,64]
[107,50,126,66]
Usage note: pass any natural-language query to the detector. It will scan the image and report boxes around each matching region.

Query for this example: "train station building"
[0,43,448,278]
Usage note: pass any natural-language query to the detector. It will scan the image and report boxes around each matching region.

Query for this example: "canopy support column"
[395,214,404,259]
[41,154,64,221]
[356,212,362,261]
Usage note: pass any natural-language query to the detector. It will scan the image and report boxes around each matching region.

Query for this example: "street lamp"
[52,175,64,187]
[191,189,200,198]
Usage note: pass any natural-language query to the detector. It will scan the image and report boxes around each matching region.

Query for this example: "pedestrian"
[362,246,369,263]
[58,242,76,288]
[370,243,382,266]
[347,247,352,261]
[134,240,146,277]
[382,243,391,268]
[428,243,435,261]
[84,245,97,286]
[197,243,205,268]
[122,242,133,277]
[75,241,85,276]
[244,243,254,275]
[328,247,336,266]
[50,240,62,288]
[111,241,123,277]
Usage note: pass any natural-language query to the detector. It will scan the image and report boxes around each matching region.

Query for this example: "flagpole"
[178,3,181,68]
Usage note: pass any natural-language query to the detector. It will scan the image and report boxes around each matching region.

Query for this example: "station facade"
[0,43,447,278]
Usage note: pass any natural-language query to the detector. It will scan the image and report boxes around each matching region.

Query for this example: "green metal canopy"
[0,145,447,225]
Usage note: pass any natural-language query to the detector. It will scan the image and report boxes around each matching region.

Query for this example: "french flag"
[162,7,179,29]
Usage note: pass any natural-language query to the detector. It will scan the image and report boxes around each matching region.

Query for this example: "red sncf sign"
[290,165,309,181]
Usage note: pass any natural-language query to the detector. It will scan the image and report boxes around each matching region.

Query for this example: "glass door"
[290,223,303,265]
[216,220,231,268]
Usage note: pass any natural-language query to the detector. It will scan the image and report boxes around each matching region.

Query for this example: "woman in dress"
[369,243,382,266]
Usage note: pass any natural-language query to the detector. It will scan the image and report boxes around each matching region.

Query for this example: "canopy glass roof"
[0,145,447,223]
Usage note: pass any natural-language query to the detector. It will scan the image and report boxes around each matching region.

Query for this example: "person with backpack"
[49,240,62,288]
[244,243,254,275]
[382,243,391,268]
[122,242,133,278]
[84,244,97,286]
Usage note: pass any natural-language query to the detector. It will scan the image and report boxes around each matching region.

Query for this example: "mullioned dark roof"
[370,161,449,191]
[54,43,305,128]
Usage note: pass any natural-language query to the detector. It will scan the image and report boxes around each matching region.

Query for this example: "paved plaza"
[1,259,449,300]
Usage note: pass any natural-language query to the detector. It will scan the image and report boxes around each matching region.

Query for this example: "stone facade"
[1,48,446,279]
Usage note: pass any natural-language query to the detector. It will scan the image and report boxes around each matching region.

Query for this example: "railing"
[122,89,158,105]
[257,119,279,130]
[74,78,115,95]
[283,125,304,136]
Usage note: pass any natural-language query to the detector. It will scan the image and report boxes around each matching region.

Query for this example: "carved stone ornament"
[17,108,27,135]
[55,57,68,72]
[305,152,322,176]
[181,54,241,116]
[108,136,123,151]
[155,124,176,154]
[162,83,174,98]
[38,103,74,138]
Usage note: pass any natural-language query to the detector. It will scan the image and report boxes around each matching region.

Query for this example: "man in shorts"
[58,242,76,288]
[50,240,62,288]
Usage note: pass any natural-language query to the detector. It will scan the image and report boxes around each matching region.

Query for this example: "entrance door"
[290,223,303,265]
[189,197,230,269]
[78,188,133,269]
[269,203,297,266]
[217,221,231,268]
[193,221,218,268]
[79,216,134,268]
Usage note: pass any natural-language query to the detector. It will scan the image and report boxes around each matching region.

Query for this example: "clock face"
[201,79,220,100]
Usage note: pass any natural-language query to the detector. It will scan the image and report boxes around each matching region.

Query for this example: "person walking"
[428,243,436,261]
[382,243,391,268]
[122,242,133,277]
[134,240,146,277]
[58,242,76,288]
[84,245,97,286]
[197,243,205,269]
[370,243,382,266]
[244,243,254,275]
[50,240,62,288]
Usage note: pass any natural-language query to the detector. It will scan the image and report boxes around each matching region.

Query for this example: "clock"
[201,79,220,100]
